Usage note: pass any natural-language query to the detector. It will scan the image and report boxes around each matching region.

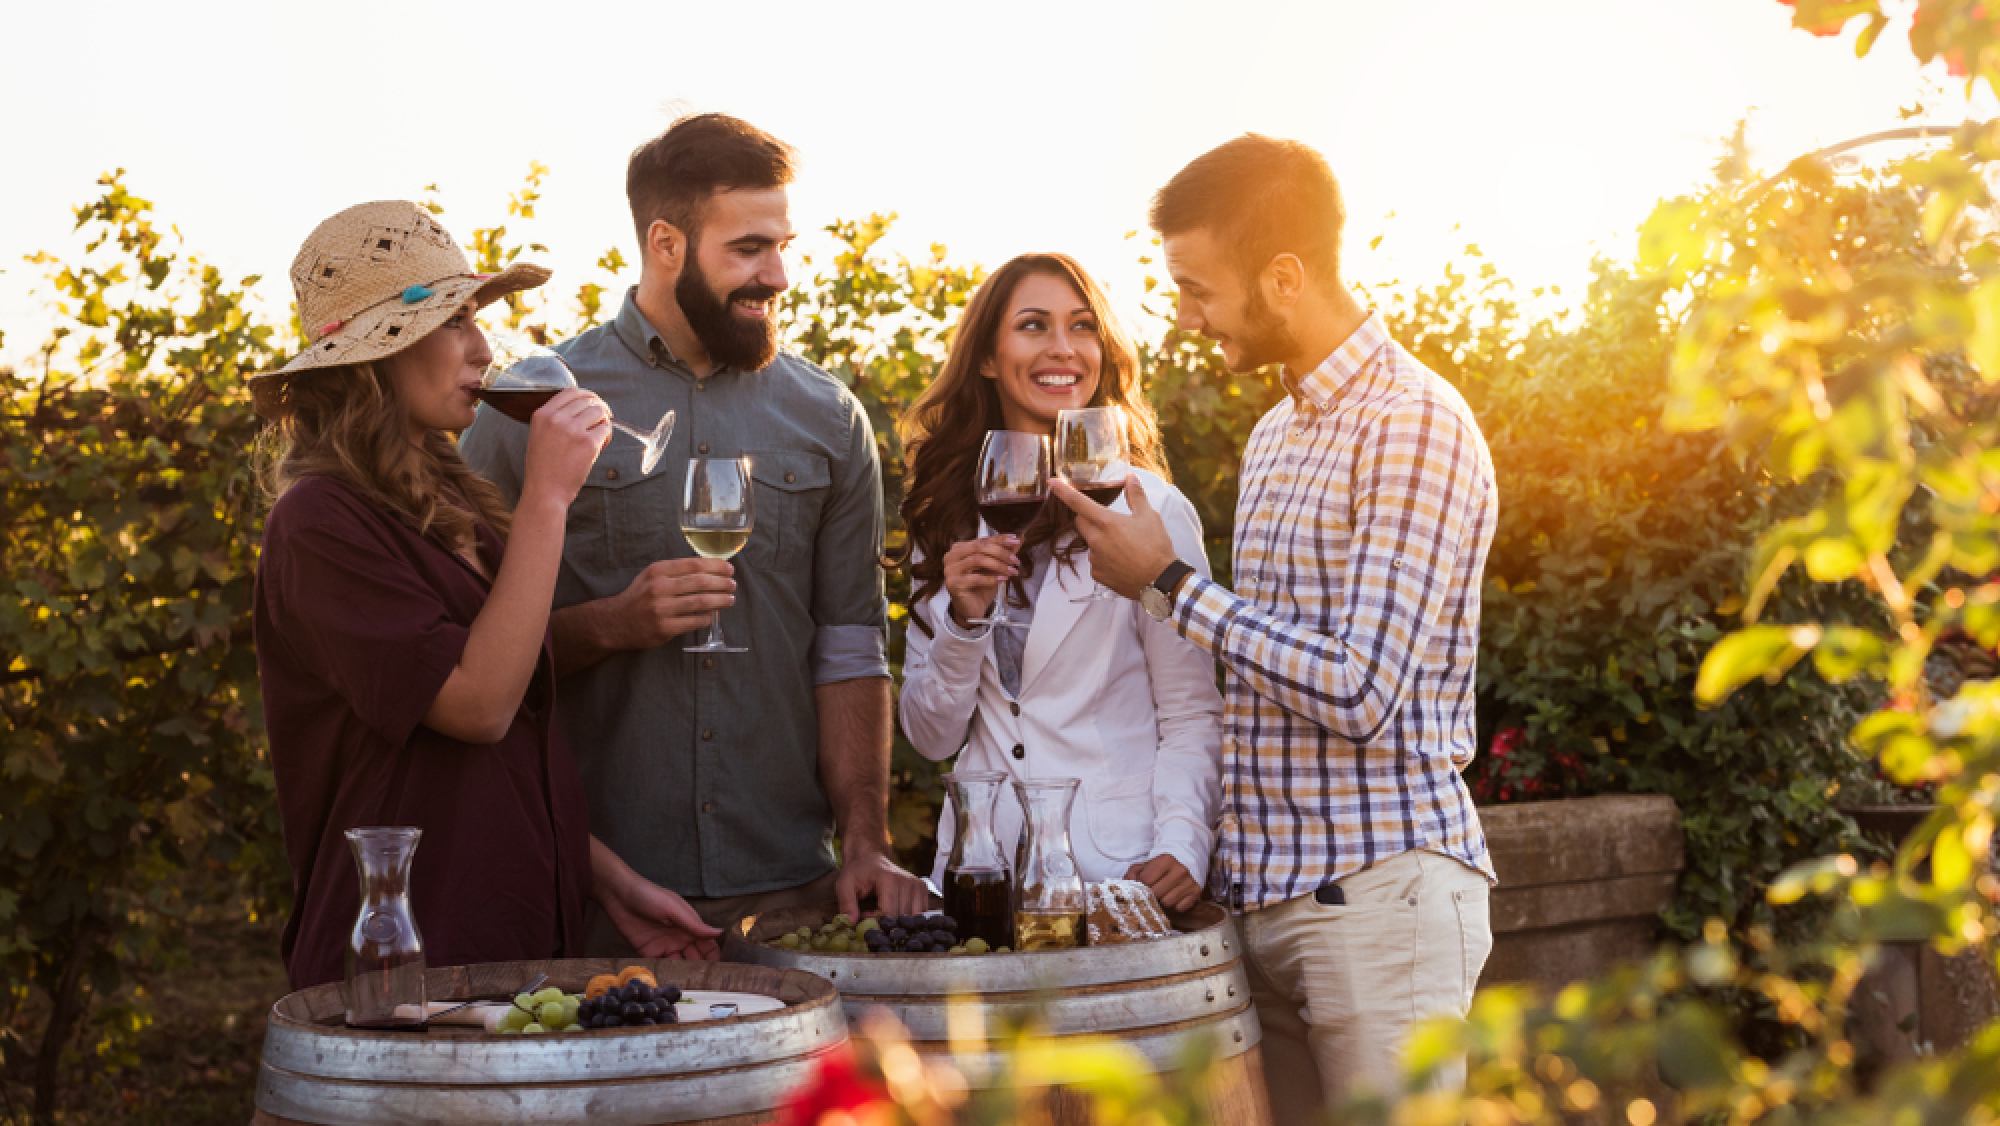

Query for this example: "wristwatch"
[1141,561,1196,622]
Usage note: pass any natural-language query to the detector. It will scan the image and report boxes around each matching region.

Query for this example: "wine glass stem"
[609,419,649,442]
[707,613,728,649]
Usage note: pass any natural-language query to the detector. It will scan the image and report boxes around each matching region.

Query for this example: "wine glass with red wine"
[970,430,1049,631]
[479,334,676,474]
[1055,407,1130,602]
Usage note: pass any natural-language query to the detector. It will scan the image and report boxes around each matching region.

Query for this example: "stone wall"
[1476,795,1684,989]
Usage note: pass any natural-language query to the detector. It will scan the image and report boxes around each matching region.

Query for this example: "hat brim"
[255,260,551,381]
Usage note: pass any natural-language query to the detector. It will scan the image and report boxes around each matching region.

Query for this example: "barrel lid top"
[728,903,1243,994]
[268,957,837,1038]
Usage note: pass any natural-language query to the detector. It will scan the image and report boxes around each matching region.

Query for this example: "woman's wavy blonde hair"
[256,362,512,547]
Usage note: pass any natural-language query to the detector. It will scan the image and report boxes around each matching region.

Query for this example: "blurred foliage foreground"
[8,3,2000,1120]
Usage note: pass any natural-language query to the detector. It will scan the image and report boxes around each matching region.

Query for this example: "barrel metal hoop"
[847,963,1252,1041]
[259,997,843,1084]
[255,1043,841,1125]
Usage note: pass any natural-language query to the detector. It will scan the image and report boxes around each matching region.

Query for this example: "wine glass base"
[685,642,749,653]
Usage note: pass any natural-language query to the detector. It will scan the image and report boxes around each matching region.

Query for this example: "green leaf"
[1804,537,1865,581]
[1932,824,1975,891]
[1696,625,1820,706]
[1811,627,1885,681]
[1968,276,2000,383]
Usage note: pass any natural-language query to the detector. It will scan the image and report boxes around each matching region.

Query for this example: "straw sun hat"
[253,200,548,404]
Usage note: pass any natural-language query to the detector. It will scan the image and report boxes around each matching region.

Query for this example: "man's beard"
[677,251,781,372]
[1223,283,1299,373]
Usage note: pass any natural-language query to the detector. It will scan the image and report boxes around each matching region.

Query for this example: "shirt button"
[605,468,620,481]
[784,472,795,484]
[1011,743,1025,760]
[1010,702,1020,717]
[702,729,713,741]
[695,382,706,392]
[702,801,715,814]
[697,442,709,454]
[702,658,714,670]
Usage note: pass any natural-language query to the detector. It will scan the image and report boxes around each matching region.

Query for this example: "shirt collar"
[1281,310,1390,414]
[608,286,685,369]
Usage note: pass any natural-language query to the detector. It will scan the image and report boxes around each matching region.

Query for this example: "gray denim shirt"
[459,289,890,898]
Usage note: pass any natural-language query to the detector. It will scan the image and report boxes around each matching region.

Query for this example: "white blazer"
[899,469,1224,890]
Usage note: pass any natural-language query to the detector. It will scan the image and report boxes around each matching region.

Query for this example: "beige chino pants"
[1241,848,1493,1124]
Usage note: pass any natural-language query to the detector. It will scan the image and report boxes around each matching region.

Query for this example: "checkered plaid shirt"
[1169,312,1498,910]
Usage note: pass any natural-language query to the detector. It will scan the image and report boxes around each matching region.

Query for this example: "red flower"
[777,1045,892,1126]
[1490,726,1524,759]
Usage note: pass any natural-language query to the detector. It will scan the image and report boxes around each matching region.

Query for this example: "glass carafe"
[1012,778,1085,950]
[942,771,1015,951]
[344,827,426,1029]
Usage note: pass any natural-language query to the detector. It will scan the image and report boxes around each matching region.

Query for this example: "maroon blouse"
[254,475,592,990]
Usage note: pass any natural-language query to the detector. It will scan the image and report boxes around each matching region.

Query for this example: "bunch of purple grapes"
[865,912,960,953]
[577,980,683,1029]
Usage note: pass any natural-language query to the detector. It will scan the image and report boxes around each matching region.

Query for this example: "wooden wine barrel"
[252,958,844,1125]
[726,903,1270,1125]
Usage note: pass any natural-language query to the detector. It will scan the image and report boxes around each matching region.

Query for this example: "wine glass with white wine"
[681,456,754,654]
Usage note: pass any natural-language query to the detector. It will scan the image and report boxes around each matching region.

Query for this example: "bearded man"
[461,114,927,950]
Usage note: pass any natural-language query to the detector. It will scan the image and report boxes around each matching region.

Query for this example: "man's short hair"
[1149,135,1345,289]
[626,113,797,248]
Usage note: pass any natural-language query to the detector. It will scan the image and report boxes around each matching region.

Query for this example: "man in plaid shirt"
[1053,135,1497,1119]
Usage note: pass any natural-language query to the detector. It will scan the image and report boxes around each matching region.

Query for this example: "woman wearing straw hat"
[252,201,720,989]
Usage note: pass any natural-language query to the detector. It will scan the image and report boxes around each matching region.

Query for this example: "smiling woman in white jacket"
[895,253,1223,910]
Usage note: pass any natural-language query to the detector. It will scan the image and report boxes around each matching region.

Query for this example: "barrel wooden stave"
[725,903,1272,1125]
[842,963,1249,1043]
[255,958,842,1126]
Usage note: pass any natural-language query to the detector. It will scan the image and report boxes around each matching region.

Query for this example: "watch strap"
[1151,560,1197,608]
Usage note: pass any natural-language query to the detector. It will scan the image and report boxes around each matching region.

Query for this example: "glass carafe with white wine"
[1013,777,1086,951]
[681,456,754,654]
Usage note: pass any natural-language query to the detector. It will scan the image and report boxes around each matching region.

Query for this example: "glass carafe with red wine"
[970,430,1050,631]
[479,333,677,474]
[344,827,425,1029]
[942,769,1015,951]
[1055,406,1130,602]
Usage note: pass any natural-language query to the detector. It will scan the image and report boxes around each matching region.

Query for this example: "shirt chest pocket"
[562,443,675,579]
[744,451,831,573]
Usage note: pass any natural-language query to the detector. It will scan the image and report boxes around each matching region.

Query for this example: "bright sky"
[2,0,1991,369]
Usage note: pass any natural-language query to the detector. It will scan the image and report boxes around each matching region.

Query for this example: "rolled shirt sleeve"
[809,393,891,685]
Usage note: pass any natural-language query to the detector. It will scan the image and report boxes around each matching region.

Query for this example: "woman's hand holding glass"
[519,388,612,510]
[942,534,1023,632]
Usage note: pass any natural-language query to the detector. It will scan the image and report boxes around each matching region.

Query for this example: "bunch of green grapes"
[495,986,584,1034]
[774,912,876,952]
[771,913,1007,955]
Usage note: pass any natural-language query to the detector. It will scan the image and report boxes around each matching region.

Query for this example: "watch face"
[1141,586,1172,621]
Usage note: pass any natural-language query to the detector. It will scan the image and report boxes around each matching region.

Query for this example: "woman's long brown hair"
[256,361,513,553]
[898,253,1166,638]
